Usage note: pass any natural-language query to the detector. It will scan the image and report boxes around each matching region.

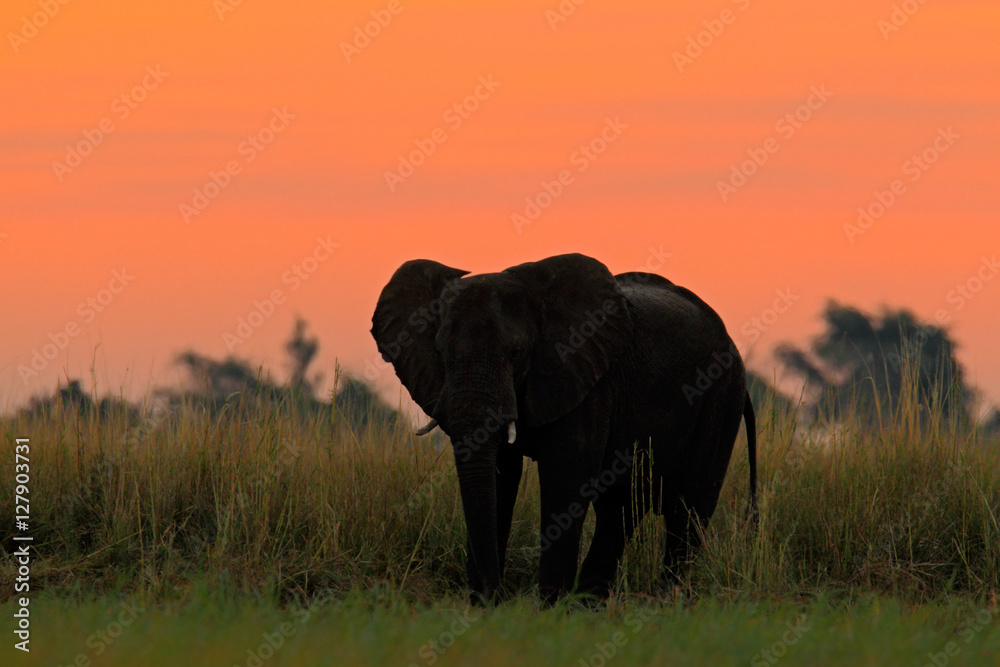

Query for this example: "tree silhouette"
[775,301,973,426]
[17,319,401,434]
[19,379,139,421]
[168,319,399,430]
[285,316,319,391]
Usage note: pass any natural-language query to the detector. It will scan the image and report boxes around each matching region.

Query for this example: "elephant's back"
[614,272,731,345]
[611,271,744,429]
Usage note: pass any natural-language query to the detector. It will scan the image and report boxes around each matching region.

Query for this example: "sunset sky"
[2,0,998,415]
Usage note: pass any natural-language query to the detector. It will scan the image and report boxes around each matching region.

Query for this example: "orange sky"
[2,0,998,414]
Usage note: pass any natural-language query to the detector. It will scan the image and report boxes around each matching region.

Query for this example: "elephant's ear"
[505,254,633,427]
[371,260,469,417]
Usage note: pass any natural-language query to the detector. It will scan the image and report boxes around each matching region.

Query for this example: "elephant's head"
[371,253,633,598]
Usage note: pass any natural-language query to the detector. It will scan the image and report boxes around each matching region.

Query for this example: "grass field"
[9,593,1000,666]
[2,376,999,665]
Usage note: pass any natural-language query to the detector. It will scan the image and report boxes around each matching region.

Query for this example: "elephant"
[371,253,757,602]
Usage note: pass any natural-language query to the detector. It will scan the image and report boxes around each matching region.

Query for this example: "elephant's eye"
[509,347,523,362]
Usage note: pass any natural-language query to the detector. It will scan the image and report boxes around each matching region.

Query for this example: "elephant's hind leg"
[577,483,647,598]
[659,394,743,588]
[536,449,605,603]
[660,495,705,587]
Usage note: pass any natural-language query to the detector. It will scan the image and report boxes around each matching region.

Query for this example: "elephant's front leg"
[495,446,524,585]
[536,444,603,602]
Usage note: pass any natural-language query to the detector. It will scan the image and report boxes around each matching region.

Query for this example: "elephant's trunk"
[453,436,500,598]
[444,364,518,601]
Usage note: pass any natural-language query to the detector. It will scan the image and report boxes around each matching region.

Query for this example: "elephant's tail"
[744,391,759,523]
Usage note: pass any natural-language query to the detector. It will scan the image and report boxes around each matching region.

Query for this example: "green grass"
[6,590,1000,666]
[1,370,999,664]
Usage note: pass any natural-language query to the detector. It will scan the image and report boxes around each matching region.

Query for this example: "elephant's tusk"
[507,422,517,444]
[414,419,438,436]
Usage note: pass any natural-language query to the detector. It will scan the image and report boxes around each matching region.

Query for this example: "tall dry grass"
[1,362,997,605]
